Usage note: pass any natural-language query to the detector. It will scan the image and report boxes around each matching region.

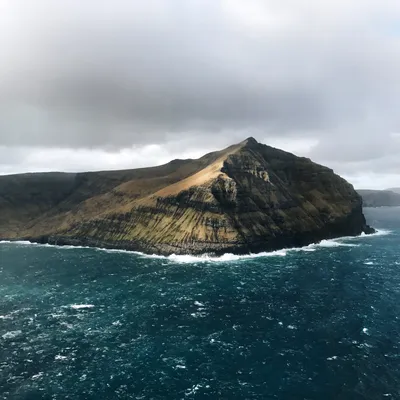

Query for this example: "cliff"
[0,138,374,255]
[357,189,400,208]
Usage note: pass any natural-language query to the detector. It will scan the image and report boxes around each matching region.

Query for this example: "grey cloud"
[0,0,399,182]
[309,132,400,163]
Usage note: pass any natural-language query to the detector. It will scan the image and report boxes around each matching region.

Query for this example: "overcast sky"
[1,0,399,189]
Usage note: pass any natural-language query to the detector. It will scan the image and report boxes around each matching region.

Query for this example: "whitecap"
[185,384,203,396]
[190,312,207,318]
[343,229,392,240]
[60,322,74,329]
[0,240,31,245]
[96,247,140,255]
[140,235,367,263]
[145,249,289,264]
[317,239,356,248]
[0,240,91,250]
[31,372,44,380]
[70,304,95,310]
[2,330,22,339]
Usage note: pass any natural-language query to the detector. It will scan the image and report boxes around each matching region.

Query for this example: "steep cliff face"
[0,138,374,255]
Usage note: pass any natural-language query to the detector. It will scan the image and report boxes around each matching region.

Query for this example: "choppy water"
[0,207,399,399]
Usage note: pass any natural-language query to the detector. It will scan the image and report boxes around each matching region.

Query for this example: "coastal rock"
[0,138,374,255]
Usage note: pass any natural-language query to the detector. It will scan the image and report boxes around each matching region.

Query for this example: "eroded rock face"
[0,138,374,255]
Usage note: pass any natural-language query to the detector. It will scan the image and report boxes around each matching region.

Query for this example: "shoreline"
[0,229,390,263]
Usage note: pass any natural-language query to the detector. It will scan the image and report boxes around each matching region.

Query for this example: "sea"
[0,207,399,400]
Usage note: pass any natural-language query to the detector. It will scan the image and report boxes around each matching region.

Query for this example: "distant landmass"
[0,138,374,255]
[358,189,400,208]
[387,188,400,194]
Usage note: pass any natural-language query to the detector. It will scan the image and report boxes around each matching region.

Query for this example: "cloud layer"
[0,0,399,188]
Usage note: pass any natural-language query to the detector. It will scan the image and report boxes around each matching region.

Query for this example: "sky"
[1,0,400,189]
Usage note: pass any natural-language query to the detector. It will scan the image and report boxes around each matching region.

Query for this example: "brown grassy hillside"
[0,138,373,255]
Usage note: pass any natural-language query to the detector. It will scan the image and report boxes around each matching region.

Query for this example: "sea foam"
[70,304,95,310]
[0,229,391,263]
[2,330,22,339]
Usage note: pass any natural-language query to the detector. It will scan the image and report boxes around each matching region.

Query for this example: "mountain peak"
[0,136,373,256]
[242,136,259,146]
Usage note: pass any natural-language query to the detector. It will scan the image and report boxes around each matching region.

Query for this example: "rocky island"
[0,138,374,255]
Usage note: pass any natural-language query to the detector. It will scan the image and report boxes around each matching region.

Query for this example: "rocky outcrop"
[0,138,374,255]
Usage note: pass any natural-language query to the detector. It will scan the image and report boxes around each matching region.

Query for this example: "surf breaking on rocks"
[0,229,391,264]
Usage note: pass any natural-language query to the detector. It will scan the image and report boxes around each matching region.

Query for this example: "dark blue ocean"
[0,207,399,399]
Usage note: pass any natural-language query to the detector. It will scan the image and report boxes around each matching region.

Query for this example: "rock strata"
[0,138,374,255]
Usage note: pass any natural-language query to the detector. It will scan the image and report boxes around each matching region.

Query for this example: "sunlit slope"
[0,138,373,255]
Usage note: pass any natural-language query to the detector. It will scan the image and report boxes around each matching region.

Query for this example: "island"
[0,137,374,255]
[357,189,400,208]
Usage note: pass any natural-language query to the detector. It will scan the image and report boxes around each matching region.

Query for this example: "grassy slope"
[0,144,235,239]
[0,138,367,254]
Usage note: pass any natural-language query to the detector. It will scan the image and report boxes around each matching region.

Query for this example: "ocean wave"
[140,230,391,263]
[2,330,22,340]
[141,243,346,263]
[338,229,391,241]
[0,240,32,245]
[70,304,95,310]
[0,229,392,263]
[0,240,92,250]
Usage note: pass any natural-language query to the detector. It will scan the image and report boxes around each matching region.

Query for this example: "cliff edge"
[0,138,374,255]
